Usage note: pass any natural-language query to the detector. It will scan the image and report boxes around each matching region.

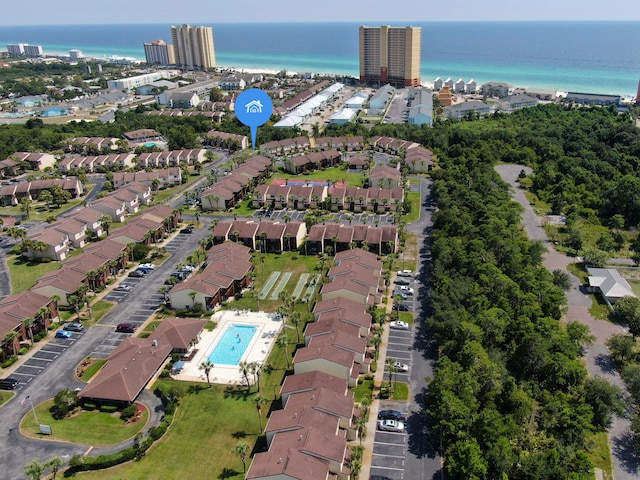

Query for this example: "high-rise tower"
[170,24,216,70]
[144,40,175,66]
[359,25,421,87]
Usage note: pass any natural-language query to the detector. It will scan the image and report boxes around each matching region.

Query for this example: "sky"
[2,0,640,25]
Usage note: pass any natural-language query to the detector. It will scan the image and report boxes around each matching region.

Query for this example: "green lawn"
[404,192,421,223]
[272,167,364,185]
[586,431,614,480]
[20,400,148,445]
[352,379,375,403]
[0,390,15,407]
[7,254,60,294]
[79,359,107,382]
[223,251,321,313]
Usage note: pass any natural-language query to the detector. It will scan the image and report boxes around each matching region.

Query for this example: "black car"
[0,377,19,390]
[394,278,410,286]
[115,323,138,333]
[378,409,405,421]
[180,227,193,234]
[393,303,410,312]
[128,270,145,278]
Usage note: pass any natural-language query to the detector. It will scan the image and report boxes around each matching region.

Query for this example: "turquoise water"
[144,142,158,147]
[41,108,67,117]
[1,22,638,95]
[207,324,257,366]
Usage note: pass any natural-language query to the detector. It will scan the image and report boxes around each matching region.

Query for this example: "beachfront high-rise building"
[170,24,215,70]
[144,39,176,66]
[359,25,421,88]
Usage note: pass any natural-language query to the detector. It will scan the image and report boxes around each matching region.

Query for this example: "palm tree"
[355,415,367,445]
[249,362,262,393]
[67,294,82,320]
[371,335,382,361]
[188,291,197,310]
[235,441,250,473]
[289,311,302,345]
[385,357,398,392]
[47,456,64,480]
[238,360,251,389]
[199,360,214,386]
[3,330,18,357]
[20,197,32,219]
[276,333,290,368]
[24,459,45,480]
[22,317,35,344]
[99,214,112,237]
[253,395,267,432]
[159,286,170,302]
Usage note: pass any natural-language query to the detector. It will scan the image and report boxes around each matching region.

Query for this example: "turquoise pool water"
[144,142,158,147]
[207,325,257,365]
[41,108,68,117]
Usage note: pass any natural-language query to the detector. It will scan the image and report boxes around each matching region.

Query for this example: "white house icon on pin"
[245,100,263,114]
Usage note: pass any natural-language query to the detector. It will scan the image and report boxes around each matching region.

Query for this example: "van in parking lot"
[0,377,19,390]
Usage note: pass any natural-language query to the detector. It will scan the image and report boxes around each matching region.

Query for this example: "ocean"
[0,22,639,96]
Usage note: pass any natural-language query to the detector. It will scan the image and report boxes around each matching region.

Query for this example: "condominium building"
[144,39,176,66]
[170,24,216,70]
[359,25,421,87]
[8,44,43,57]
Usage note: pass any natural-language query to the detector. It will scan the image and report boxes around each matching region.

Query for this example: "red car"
[115,323,138,333]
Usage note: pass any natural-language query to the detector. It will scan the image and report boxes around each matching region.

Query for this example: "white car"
[398,286,414,295]
[139,263,155,270]
[393,362,410,373]
[397,269,412,277]
[115,284,133,292]
[378,419,405,432]
[390,320,410,330]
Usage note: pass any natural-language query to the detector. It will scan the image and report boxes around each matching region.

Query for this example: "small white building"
[466,79,477,94]
[454,78,465,93]
[433,77,443,91]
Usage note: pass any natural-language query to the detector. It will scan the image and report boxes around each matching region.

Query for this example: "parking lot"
[9,327,87,388]
[93,230,193,358]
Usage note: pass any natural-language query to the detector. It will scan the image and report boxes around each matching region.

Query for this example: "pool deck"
[173,309,283,385]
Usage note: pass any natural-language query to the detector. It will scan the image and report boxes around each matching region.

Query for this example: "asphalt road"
[403,176,442,480]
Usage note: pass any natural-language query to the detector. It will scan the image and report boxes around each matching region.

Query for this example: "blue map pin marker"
[235,88,273,150]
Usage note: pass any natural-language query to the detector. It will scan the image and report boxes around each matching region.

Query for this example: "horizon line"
[2,19,640,27]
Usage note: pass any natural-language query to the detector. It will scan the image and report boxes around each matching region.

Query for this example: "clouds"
[2,0,640,25]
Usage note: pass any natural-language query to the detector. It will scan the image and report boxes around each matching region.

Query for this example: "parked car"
[139,263,155,270]
[115,323,138,333]
[377,419,405,432]
[63,322,84,332]
[0,377,19,390]
[55,330,73,339]
[135,267,152,275]
[392,362,410,373]
[397,286,414,295]
[128,270,145,278]
[390,320,410,330]
[181,265,196,272]
[115,284,133,292]
[378,409,405,421]
[394,277,410,286]
[393,291,408,300]
[394,303,410,312]
[180,227,193,234]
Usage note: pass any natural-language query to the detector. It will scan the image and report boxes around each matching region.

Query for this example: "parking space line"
[372,453,406,459]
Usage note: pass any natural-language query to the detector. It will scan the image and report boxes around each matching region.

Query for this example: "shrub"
[148,422,168,440]
[18,347,29,355]
[1,356,18,368]
[121,405,136,421]
[33,331,47,342]
[83,403,97,411]
[159,368,171,378]
[100,405,118,413]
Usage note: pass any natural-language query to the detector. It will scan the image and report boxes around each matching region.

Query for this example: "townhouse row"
[247,248,384,480]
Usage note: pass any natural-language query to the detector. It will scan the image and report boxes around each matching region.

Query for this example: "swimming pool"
[207,324,257,365]
[144,142,158,147]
